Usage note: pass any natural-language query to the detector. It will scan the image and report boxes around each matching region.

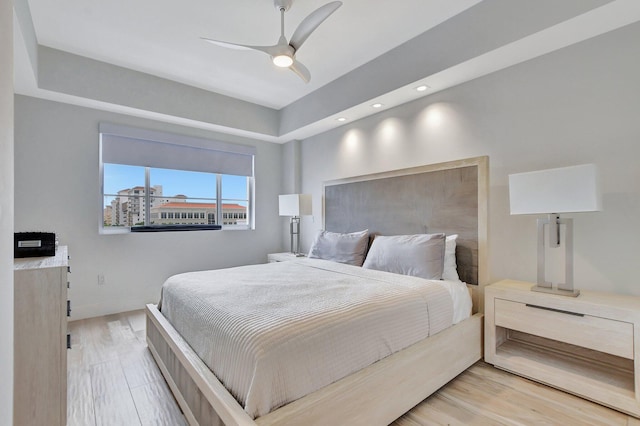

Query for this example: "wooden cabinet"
[485,279,640,418]
[14,246,69,426]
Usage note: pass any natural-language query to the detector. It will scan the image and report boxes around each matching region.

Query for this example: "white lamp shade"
[509,164,602,215]
[279,194,312,216]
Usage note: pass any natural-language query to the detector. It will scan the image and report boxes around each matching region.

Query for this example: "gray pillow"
[362,233,446,280]
[307,229,370,266]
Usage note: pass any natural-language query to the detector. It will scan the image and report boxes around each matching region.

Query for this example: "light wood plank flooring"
[69,310,640,425]
[67,310,187,426]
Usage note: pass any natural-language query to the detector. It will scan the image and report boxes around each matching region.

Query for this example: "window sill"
[130,224,222,232]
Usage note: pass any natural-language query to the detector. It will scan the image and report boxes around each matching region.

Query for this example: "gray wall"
[297,22,640,296]
[0,0,14,421]
[14,96,284,319]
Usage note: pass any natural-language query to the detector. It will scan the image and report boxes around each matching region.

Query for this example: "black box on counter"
[14,232,56,258]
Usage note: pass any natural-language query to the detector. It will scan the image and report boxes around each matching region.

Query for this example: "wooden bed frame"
[146,156,489,425]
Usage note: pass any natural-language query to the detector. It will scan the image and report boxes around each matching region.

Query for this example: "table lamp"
[509,164,602,296]
[279,194,312,255]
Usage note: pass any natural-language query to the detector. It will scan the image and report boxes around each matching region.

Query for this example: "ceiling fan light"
[273,55,294,68]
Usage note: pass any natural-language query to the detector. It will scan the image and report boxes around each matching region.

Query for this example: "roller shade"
[100,123,255,176]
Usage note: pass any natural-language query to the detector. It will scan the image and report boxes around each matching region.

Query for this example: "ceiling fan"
[201,0,343,83]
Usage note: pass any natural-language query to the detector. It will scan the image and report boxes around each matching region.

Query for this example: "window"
[100,123,255,233]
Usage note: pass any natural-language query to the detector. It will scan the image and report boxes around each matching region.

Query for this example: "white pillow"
[307,229,370,266]
[443,234,460,281]
[362,233,445,280]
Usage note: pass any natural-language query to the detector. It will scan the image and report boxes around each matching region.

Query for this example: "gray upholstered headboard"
[323,156,488,286]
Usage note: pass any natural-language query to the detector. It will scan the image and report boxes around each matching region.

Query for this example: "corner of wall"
[281,140,302,194]
[1,0,14,422]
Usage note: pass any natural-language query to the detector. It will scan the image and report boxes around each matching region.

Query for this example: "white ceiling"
[13,0,640,143]
[25,0,482,109]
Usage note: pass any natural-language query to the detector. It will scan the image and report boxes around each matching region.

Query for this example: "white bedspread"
[159,258,464,419]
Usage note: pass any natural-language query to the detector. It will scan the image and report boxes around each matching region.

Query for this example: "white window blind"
[99,123,255,176]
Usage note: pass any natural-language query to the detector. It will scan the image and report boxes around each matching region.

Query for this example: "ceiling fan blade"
[290,59,311,83]
[290,1,342,52]
[201,37,278,55]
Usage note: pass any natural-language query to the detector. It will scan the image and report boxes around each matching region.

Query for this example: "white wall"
[14,96,284,319]
[0,0,14,422]
[298,22,640,296]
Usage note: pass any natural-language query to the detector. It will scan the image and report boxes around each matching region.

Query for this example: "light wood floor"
[68,310,640,425]
[67,310,187,426]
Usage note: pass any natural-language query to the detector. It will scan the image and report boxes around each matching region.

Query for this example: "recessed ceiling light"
[337,117,347,122]
[416,85,430,92]
[372,103,383,108]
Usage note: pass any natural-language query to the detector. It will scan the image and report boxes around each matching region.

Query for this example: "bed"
[146,156,489,426]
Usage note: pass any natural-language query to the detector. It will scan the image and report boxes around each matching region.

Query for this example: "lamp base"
[531,285,580,297]
[289,216,301,255]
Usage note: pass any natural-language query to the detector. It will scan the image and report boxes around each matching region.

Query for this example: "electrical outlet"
[98,273,106,286]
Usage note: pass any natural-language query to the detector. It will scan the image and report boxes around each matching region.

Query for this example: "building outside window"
[150,203,247,226]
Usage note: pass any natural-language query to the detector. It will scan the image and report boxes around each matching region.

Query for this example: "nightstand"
[485,279,640,417]
[267,252,305,263]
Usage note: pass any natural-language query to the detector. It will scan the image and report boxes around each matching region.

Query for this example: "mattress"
[159,258,470,419]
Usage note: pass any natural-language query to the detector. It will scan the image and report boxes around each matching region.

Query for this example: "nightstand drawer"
[494,298,634,359]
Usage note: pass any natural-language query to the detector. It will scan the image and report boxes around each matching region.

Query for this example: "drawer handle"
[67,300,71,317]
[67,333,71,349]
[525,304,584,317]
